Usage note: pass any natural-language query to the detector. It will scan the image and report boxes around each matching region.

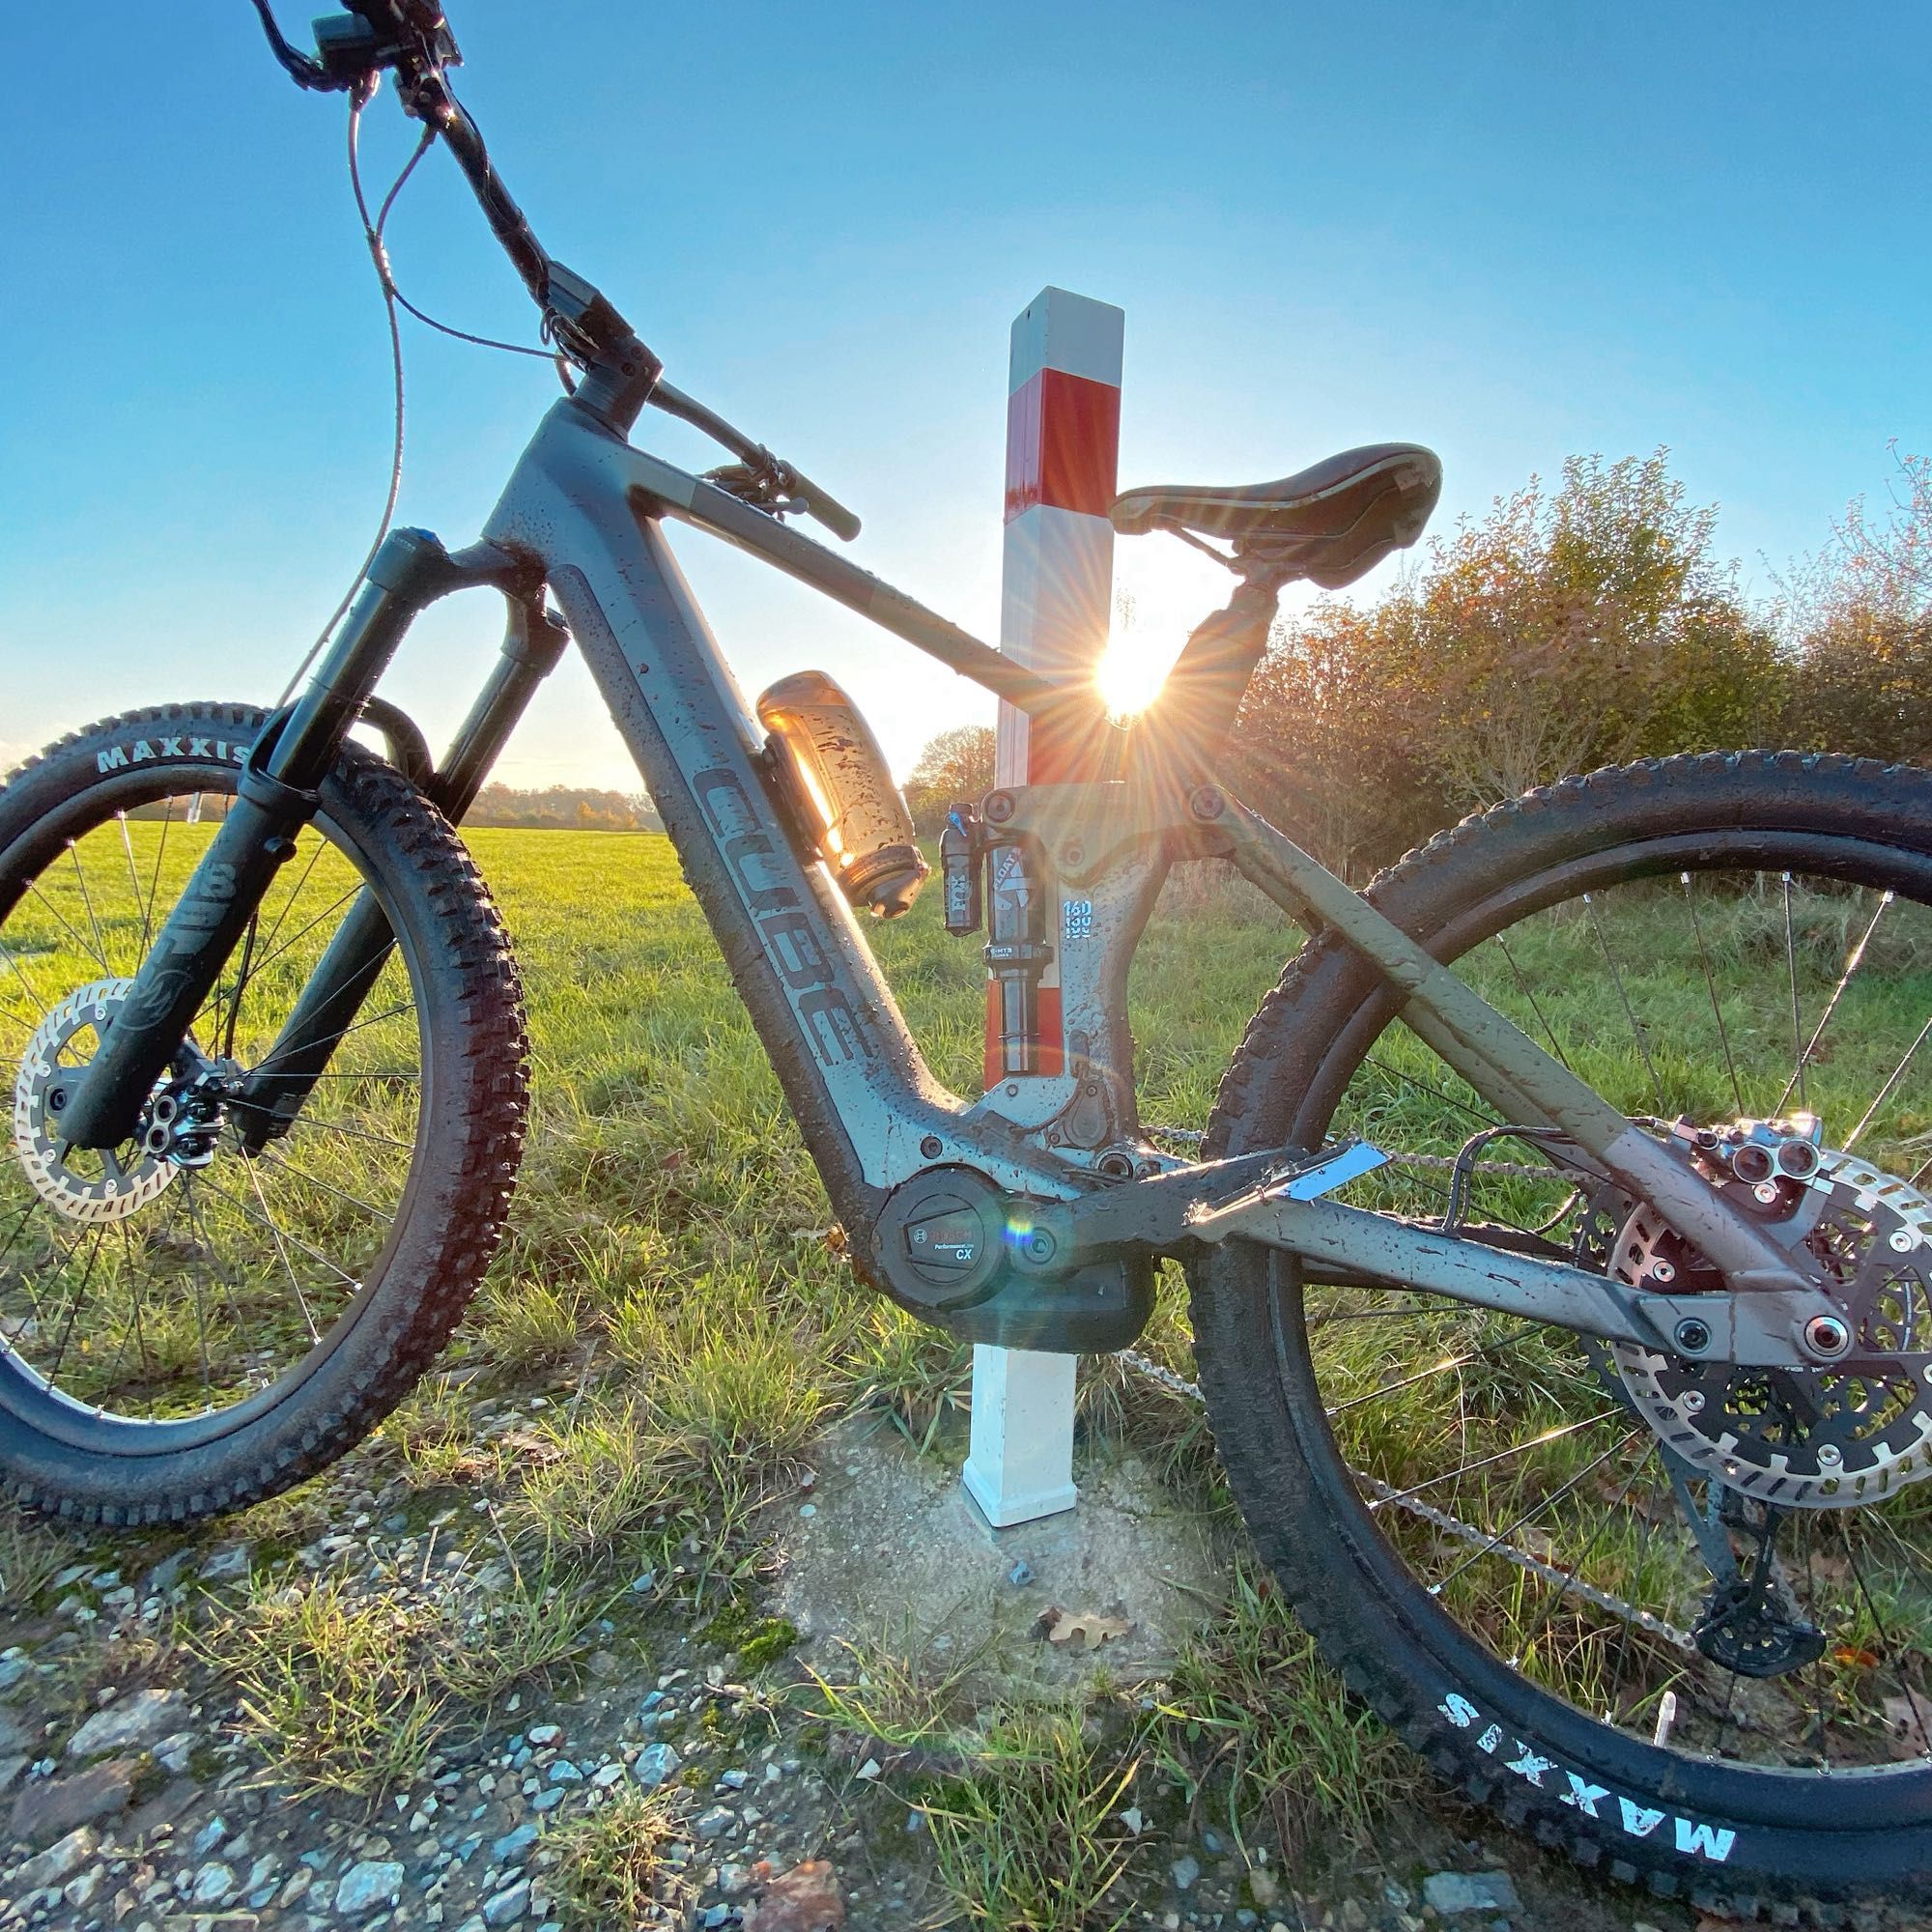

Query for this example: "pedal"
[1266,1139,1389,1201]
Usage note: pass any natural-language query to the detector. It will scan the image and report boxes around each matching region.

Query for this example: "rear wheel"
[0,704,527,1524]
[1191,752,1932,1914]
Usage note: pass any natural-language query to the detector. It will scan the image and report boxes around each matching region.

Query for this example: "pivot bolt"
[1803,1314,1852,1359]
[983,790,1015,826]
[920,1136,943,1160]
[1019,1229,1056,1264]
[1674,1318,1713,1354]
[1188,785,1225,821]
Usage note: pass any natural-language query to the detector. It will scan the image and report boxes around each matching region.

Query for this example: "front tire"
[0,705,528,1525]
[1192,753,1932,1916]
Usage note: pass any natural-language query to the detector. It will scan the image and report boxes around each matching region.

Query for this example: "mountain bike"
[4,4,1929,1913]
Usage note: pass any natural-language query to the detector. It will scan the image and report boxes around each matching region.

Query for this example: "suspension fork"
[229,588,567,1151]
[58,528,539,1152]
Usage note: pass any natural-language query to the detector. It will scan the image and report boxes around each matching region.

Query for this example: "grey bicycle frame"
[465,395,1840,1370]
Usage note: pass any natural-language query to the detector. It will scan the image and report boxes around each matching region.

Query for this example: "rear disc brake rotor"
[1603,1149,1932,1507]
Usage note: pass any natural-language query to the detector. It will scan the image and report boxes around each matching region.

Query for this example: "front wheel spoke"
[219,909,263,1064]
[238,885,364,988]
[194,1173,360,1293]
[45,1228,108,1383]
[2,946,51,1023]
[116,814,154,965]
[247,1001,417,1078]
[250,1149,393,1223]
[65,842,112,980]
[278,1113,416,1155]
[24,879,109,978]
[242,1161,323,1344]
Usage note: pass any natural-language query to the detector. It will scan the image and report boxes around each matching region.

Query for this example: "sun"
[1094,536,1233,719]
[1096,628,1174,718]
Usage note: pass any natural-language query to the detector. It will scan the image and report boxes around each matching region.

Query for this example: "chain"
[1113,1345,1693,1650]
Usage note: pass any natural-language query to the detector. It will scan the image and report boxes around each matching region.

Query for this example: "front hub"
[12,979,232,1226]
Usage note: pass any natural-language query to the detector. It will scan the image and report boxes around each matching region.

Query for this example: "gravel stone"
[694,1804,734,1841]
[9,1756,137,1841]
[493,1824,538,1862]
[1172,1855,1201,1890]
[12,1826,99,1892]
[1421,1872,1522,1915]
[67,1687,185,1759]
[634,1744,680,1790]
[191,1862,238,1905]
[483,1878,531,1925]
[335,1860,407,1916]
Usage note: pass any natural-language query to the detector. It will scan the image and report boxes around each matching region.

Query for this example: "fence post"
[959,286,1124,1530]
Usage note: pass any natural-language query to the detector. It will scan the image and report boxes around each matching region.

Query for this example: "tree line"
[903,445,1932,878]
[465,783,665,833]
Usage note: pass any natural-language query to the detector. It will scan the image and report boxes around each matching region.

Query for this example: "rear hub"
[1594,1122,1932,1508]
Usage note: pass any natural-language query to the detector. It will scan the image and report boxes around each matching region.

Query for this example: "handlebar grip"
[787,469,862,543]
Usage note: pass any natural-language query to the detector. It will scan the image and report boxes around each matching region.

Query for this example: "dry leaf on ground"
[1037,1605,1133,1650]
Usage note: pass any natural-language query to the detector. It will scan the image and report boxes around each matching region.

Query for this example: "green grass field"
[9,815,1932,1927]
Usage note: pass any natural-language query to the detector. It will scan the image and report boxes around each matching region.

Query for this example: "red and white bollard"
[960,286,1124,1530]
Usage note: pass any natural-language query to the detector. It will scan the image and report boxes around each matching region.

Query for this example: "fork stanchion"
[961,286,1124,1530]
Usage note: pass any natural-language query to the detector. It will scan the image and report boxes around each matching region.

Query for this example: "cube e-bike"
[5,4,1931,1911]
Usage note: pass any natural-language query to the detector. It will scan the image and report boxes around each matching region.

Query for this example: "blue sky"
[2,3,1925,786]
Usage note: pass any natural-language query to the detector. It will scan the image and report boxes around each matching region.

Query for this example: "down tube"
[494,495,1075,1248]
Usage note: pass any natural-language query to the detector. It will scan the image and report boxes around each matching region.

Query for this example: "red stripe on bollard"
[1005,369,1123,523]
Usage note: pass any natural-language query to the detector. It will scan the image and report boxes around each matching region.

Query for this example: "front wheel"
[1192,752,1932,1916]
[0,704,528,1525]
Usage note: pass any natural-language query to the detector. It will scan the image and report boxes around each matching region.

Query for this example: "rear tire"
[0,705,528,1525]
[1191,752,1932,1917]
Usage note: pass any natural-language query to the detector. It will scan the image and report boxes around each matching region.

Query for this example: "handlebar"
[250,0,863,542]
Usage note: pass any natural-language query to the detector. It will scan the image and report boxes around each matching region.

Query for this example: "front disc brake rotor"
[12,978,178,1225]
[1605,1148,1932,1507]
